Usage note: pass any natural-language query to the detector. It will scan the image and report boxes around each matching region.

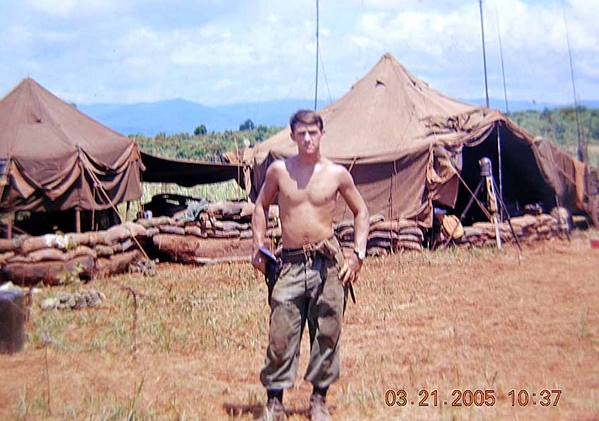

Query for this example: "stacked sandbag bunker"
[335,215,425,256]
[435,208,572,248]
[142,202,281,265]
[0,222,152,286]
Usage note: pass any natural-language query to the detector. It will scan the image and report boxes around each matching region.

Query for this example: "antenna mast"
[314,0,320,110]
[496,8,508,114]
[479,0,490,108]
[562,0,587,163]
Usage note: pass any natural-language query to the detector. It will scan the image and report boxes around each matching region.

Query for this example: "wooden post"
[75,209,81,233]
[7,212,13,239]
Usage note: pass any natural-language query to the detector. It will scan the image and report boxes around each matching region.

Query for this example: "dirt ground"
[1,230,599,420]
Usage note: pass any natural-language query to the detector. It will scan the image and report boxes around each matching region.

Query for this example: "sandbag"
[207,229,240,238]
[1,254,94,286]
[95,244,114,257]
[159,225,186,235]
[65,232,99,247]
[398,241,422,251]
[368,230,399,241]
[370,219,419,232]
[0,238,22,253]
[0,252,15,265]
[123,221,149,237]
[399,227,424,238]
[213,220,250,231]
[135,216,173,228]
[153,234,253,264]
[207,202,255,220]
[184,226,205,237]
[95,250,143,278]
[20,235,57,254]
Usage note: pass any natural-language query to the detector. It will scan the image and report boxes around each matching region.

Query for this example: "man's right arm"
[251,162,280,274]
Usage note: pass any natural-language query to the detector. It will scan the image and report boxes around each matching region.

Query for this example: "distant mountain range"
[77,98,599,137]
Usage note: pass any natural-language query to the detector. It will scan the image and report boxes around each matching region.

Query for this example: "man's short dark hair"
[289,109,324,133]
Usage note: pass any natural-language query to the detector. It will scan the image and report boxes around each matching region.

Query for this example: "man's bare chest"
[278,174,337,207]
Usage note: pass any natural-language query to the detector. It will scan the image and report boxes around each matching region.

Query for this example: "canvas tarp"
[140,151,242,187]
[244,53,595,226]
[0,78,144,213]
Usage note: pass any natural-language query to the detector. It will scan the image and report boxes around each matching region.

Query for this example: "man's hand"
[252,250,267,275]
[338,252,362,286]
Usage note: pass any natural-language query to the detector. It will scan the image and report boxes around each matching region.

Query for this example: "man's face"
[291,123,323,156]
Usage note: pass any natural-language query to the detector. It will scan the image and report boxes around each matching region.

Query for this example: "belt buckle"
[301,244,315,260]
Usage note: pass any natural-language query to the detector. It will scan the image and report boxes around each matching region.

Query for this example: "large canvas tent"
[0,78,144,218]
[245,53,598,227]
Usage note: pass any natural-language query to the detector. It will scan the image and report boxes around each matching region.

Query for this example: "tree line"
[131,120,281,163]
[508,106,599,165]
[132,108,599,167]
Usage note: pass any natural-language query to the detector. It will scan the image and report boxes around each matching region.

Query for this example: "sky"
[1,0,598,108]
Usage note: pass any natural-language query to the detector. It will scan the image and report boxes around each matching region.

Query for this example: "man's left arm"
[337,168,370,285]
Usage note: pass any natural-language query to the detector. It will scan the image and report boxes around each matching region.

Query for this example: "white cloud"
[25,0,121,17]
[1,0,598,106]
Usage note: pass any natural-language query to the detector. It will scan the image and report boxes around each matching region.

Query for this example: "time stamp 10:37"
[385,389,562,407]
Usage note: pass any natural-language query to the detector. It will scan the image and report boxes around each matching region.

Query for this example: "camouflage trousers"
[260,236,348,390]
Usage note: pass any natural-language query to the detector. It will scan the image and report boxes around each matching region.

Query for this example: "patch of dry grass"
[2,232,599,420]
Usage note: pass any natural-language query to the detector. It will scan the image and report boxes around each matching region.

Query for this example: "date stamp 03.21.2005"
[385,389,562,408]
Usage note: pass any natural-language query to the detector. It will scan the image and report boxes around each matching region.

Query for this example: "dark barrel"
[0,289,25,354]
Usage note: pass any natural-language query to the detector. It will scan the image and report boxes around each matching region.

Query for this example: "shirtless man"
[252,110,369,421]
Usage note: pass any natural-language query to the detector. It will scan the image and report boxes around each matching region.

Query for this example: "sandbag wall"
[449,213,570,248]
[144,202,281,265]
[335,216,425,256]
[0,222,149,286]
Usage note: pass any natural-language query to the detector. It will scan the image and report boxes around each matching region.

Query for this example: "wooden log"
[0,290,25,354]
